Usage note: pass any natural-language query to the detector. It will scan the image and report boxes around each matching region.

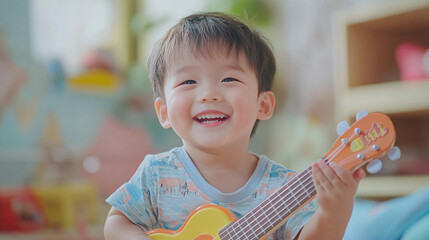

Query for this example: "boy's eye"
[222,77,238,82]
[180,80,197,85]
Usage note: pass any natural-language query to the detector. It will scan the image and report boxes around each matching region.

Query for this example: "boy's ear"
[154,97,171,128]
[257,91,275,120]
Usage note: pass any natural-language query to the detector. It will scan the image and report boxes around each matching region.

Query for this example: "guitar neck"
[216,112,397,239]
[218,166,316,239]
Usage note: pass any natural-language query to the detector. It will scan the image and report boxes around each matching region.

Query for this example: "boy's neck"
[183,142,259,193]
[183,141,253,167]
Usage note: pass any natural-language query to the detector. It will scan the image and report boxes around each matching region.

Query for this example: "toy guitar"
[147,111,400,240]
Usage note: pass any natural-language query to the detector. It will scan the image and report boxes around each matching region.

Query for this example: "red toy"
[0,187,46,232]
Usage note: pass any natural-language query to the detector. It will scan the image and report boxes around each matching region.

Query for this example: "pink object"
[82,49,118,73]
[423,49,429,76]
[395,42,428,81]
[82,115,155,197]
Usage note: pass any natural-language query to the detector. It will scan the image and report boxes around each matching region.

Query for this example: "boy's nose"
[198,90,223,102]
[201,96,219,102]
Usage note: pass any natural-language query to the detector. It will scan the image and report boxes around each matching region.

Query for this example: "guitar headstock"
[324,112,399,173]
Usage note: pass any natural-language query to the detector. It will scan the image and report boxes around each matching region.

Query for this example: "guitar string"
[226,170,314,239]
[224,131,355,233]
[219,134,351,239]
[221,147,375,240]
[221,132,381,239]
[218,136,353,240]
[218,168,316,240]
[224,147,375,240]
[221,129,383,240]
[219,133,353,239]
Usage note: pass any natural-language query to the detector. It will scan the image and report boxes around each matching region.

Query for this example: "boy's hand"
[312,159,366,215]
[299,161,366,240]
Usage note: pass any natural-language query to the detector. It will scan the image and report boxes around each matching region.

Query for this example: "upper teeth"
[197,114,227,120]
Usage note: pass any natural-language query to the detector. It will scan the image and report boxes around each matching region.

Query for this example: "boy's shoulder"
[141,146,185,170]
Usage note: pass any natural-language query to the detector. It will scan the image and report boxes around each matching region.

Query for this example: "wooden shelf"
[333,0,429,120]
[357,175,429,199]
[338,80,429,120]
[336,0,429,30]
[333,0,429,199]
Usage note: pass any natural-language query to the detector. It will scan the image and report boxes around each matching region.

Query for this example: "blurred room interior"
[0,0,428,239]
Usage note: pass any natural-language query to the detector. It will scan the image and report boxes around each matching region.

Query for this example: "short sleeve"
[106,154,158,231]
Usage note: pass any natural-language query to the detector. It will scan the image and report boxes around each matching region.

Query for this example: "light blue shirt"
[107,146,316,239]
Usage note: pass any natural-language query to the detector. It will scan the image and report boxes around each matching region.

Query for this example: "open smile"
[193,111,229,126]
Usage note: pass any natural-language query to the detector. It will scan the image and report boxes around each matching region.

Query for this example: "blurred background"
[1,0,428,239]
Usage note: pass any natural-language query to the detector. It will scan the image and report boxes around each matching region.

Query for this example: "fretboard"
[218,166,316,240]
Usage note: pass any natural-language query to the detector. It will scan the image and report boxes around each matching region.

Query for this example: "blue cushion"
[402,213,429,240]
[344,187,429,240]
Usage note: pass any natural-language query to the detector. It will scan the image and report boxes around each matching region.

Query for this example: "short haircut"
[147,12,276,136]
[147,12,276,98]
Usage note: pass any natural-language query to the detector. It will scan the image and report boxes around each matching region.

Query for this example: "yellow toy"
[67,69,118,92]
[32,181,98,229]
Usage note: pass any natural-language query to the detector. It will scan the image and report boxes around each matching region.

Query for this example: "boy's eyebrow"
[224,63,245,72]
[174,65,197,74]
[174,63,246,74]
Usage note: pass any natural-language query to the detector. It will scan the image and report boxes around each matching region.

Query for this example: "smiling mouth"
[194,113,229,124]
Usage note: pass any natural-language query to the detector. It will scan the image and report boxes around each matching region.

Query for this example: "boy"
[104,12,365,240]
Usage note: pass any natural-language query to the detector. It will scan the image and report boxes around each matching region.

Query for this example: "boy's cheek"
[234,100,258,124]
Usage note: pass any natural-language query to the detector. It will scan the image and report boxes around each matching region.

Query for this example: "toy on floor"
[0,187,46,232]
[32,181,98,230]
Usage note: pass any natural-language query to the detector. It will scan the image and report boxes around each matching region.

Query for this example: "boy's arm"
[297,160,366,240]
[104,207,152,240]
[297,206,351,240]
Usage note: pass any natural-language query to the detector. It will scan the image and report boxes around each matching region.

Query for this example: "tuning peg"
[356,111,368,121]
[387,146,401,161]
[336,121,349,136]
[366,159,383,174]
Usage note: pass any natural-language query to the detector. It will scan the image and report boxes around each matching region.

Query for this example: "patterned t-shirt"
[106,146,316,240]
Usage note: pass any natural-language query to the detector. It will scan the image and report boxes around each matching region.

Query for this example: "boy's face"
[155,47,275,151]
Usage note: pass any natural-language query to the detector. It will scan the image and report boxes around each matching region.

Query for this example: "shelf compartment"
[333,1,429,200]
[334,0,429,90]
[337,80,429,119]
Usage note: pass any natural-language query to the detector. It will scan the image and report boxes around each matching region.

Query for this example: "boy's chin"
[185,136,247,152]
[191,140,229,150]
